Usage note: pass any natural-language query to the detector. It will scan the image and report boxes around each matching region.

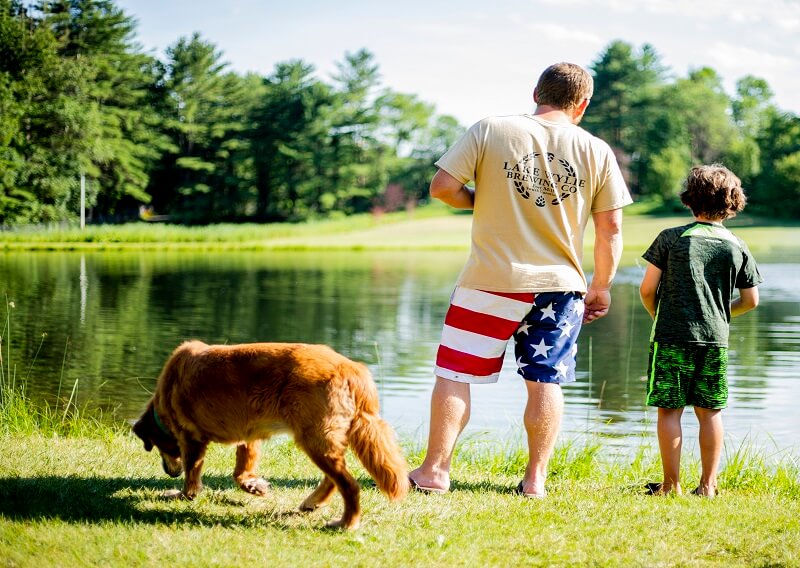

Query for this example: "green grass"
[3,205,798,264]
[1,303,116,439]
[2,384,799,567]
[0,204,457,251]
[0,377,119,439]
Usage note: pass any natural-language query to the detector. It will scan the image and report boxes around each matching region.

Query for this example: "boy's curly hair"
[680,164,746,220]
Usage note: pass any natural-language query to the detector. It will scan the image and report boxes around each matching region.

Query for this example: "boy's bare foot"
[691,484,716,498]
[645,482,683,496]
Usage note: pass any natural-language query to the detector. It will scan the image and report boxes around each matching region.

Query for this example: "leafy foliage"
[583,40,800,217]
[1,3,799,223]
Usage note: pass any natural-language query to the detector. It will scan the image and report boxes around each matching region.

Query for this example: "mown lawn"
[3,207,798,266]
[1,420,799,567]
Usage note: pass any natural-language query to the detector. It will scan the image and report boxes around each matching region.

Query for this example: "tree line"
[582,42,800,218]
[1,0,798,225]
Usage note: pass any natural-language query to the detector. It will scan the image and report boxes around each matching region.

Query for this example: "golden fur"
[133,340,409,529]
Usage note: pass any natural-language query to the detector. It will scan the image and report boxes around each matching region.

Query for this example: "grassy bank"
[3,206,799,264]
[0,206,458,251]
[2,387,799,567]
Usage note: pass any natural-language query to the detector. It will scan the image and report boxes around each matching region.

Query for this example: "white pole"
[80,174,86,229]
[80,254,88,324]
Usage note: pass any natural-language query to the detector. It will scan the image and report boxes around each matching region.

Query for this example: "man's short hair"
[535,63,593,111]
[680,164,747,220]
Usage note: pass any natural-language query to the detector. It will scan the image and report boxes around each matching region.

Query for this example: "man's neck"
[533,104,583,125]
[532,106,574,124]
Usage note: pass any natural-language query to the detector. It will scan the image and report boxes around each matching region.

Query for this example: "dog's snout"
[162,456,183,477]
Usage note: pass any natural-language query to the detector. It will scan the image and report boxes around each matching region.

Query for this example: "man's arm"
[639,261,662,319]
[429,168,474,209]
[731,286,759,317]
[584,208,623,323]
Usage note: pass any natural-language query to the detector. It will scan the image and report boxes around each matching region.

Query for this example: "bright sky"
[116,0,800,126]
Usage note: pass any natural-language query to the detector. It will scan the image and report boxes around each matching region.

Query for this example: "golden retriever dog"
[133,340,409,529]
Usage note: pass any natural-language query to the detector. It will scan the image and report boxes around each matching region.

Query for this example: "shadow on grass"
[0,474,384,527]
[0,473,542,525]
[446,479,530,496]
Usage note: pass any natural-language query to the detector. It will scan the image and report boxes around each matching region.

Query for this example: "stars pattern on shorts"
[531,338,553,358]
[514,293,585,383]
[558,320,575,338]
[540,303,557,321]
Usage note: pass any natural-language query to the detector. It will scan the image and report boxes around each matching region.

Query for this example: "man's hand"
[583,288,611,323]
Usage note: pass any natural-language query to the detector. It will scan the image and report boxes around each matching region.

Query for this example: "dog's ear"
[132,412,154,452]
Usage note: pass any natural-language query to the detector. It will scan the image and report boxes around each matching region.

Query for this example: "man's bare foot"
[515,481,546,498]
[408,468,449,493]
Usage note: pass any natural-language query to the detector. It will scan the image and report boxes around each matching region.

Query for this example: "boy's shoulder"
[662,222,694,235]
[681,222,752,250]
[651,222,695,243]
[655,221,748,242]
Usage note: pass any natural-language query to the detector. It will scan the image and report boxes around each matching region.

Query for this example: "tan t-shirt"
[436,114,632,293]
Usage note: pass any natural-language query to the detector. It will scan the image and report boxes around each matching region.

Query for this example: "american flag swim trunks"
[435,287,584,384]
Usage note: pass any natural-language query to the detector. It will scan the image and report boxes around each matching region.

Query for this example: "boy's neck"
[694,215,725,226]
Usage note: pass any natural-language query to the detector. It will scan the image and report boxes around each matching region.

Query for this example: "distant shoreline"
[2,210,798,265]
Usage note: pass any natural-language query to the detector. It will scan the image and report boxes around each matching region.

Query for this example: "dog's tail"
[345,363,410,502]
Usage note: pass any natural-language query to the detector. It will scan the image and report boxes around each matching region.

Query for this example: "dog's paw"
[299,496,330,511]
[160,489,185,500]
[240,477,270,496]
[299,500,319,512]
[161,488,199,501]
[325,517,360,531]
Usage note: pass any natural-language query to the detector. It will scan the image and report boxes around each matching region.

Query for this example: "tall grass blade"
[25,332,47,382]
[62,379,79,424]
[56,336,70,404]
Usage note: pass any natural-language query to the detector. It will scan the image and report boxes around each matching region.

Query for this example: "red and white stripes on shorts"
[435,288,536,384]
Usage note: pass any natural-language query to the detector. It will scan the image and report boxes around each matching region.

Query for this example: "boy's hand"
[583,288,611,323]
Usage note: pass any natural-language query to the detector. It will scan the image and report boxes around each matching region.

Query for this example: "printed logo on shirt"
[503,152,586,207]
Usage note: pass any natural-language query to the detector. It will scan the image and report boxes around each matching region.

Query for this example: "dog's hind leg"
[234,441,270,496]
[296,435,361,530]
[299,476,336,511]
[181,439,209,500]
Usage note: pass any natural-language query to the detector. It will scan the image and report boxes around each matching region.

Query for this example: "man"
[409,62,632,497]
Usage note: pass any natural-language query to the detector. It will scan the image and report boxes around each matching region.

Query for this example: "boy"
[639,164,762,497]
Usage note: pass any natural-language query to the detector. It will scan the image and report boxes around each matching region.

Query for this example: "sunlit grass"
[0,300,121,439]
[0,204,452,250]
[1,314,798,566]
[3,205,797,259]
[1,414,798,566]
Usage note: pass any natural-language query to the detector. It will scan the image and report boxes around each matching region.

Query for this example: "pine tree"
[149,33,255,223]
[40,0,166,220]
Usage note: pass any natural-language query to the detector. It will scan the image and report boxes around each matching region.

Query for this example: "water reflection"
[1,252,797,455]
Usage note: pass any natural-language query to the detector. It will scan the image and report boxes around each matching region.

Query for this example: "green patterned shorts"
[646,342,728,409]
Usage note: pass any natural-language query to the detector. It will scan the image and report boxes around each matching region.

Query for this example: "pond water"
[1,250,798,456]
